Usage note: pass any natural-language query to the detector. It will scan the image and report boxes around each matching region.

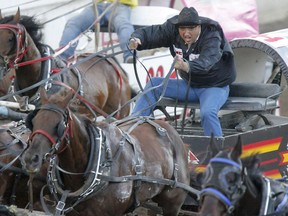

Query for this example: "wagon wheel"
[230,38,288,116]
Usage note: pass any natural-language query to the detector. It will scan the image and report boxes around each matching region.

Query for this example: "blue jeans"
[132,77,230,137]
[59,3,134,62]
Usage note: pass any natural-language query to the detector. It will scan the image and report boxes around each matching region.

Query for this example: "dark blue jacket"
[131,15,236,87]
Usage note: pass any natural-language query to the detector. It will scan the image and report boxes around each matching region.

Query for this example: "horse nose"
[21,153,41,173]
[31,154,40,164]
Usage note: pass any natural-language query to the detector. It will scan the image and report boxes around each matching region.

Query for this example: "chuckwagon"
[156,30,288,179]
[0,1,288,215]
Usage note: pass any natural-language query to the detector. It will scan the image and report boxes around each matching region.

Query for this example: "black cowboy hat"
[171,7,201,26]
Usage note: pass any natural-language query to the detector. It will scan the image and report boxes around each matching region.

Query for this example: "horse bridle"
[27,104,70,156]
[200,156,247,214]
[0,23,29,68]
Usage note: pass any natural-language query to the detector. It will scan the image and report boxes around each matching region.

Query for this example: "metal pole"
[93,0,100,51]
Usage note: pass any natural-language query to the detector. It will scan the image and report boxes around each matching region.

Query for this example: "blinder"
[25,107,67,139]
[219,166,245,196]
[25,109,39,131]
[200,155,246,212]
[57,119,66,138]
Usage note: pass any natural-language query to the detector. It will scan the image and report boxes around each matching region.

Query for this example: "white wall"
[173,0,288,33]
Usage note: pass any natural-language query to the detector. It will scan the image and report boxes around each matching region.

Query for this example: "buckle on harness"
[135,164,142,175]
[56,201,65,212]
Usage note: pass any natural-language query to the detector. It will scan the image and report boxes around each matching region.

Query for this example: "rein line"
[53,80,109,118]
[96,173,200,196]
[107,57,177,119]
[0,44,121,101]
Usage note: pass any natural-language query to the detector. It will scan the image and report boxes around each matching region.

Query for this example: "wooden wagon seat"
[156,82,282,113]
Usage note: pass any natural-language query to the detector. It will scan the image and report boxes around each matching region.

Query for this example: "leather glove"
[174,55,190,73]
[128,38,141,50]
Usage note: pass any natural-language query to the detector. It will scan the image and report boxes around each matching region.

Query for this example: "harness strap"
[30,129,57,145]
[111,116,183,208]
[104,57,124,119]
[111,121,143,208]
[97,174,200,197]
[0,154,21,172]
[0,161,27,174]
[40,185,54,215]
[0,44,121,102]
[200,188,234,212]
[263,177,272,215]
[144,117,167,137]
[276,192,288,212]
[10,173,21,205]
[55,190,70,216]
[53,80,109,118]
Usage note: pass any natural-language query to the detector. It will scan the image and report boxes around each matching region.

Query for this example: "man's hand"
[174,55,189,73]
[128,38,141,50]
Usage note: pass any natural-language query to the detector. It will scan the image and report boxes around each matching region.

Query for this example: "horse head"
[198,135,248,216]
[0,8,20,58]
[21,87,75,174]
[0,8,43,63]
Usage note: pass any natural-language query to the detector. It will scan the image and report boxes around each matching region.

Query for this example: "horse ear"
[231,135,243,161]
[39,86,48,104]
[13,7,20,23]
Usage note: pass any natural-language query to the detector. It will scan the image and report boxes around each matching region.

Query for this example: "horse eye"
[8,31,15,40]
[226,172,238,183]
[8,36,14,43]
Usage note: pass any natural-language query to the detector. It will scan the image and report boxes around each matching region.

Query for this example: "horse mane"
[0,14,43,48]
[241,153,263,196]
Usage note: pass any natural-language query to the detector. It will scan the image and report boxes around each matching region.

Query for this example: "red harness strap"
[53,80,109,118]
[104,57,125,119]
[29,109,72,154]
[30,129,57,146]
[0,23,56,69]
[0,23,29,67]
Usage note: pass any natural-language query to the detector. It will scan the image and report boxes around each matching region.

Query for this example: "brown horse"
[0,9,132,119]
[198,136,288,216]
[20,88,197,216]
[0,125,46,210]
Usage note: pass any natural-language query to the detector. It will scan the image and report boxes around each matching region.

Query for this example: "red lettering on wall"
[156,66,164,77]
[170,70,177,78]
[146,68,155,83]
[146,66,178,82]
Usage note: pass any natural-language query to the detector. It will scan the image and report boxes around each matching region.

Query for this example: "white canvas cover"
[181,0,259,40]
